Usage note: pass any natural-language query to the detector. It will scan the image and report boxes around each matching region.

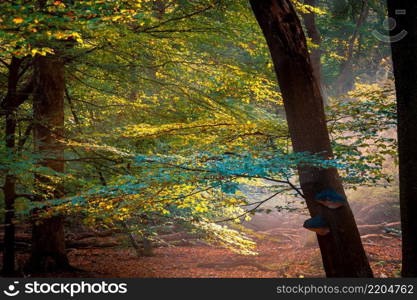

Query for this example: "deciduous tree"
[387,0,417,277]
[249,0,373,277]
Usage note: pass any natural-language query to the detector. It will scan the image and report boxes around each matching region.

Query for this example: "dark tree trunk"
[2,57,24,276]
[26,54,69,272]
[249,0,373,277]
[3,115,17,276]
[387,0,417,277]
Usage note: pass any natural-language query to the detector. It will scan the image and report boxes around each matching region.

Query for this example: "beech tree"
[387,0,417,277]
[0,0,399,277]
[249,0,373,277]
[25,54,69,272]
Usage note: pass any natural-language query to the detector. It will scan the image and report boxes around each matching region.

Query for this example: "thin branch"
[215,192,281,223]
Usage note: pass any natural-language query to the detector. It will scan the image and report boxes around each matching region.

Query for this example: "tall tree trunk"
[249,0,373,277]
[2,57,23,276]
[3,115,17,276]
[301,0,327,105]
[387,0,417,277]
[302,0,321,83]
[26,54,69,272]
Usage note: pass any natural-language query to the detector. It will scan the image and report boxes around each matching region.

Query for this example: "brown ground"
[1,201,402,278]
[6,234,400,278]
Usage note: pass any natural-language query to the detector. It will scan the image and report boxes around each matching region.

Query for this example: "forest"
[0,0,416,278]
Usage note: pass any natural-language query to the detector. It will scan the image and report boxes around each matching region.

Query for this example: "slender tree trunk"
[387,0,417,277]
[3,114,17,276]
[2,57,23,276]
[26,54,69,272]
[333,0,369,95]
[249,0,373,277]
[301,0,327,106]
[302,0,322,83]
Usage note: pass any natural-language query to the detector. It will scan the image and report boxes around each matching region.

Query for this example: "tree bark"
[249,0,373,277]
[3,114,17,276]
[387,0,417,277]
[26,54,69,272]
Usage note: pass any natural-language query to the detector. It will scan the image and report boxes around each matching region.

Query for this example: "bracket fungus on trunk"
[314,189,346,209]
[303,215,330,236]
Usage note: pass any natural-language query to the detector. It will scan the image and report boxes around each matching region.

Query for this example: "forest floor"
[5,231,401,278]
[1,201,402,278]
[62,236,401,278]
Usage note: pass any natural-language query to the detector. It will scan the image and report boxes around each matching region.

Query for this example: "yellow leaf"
[13,18,24,24]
